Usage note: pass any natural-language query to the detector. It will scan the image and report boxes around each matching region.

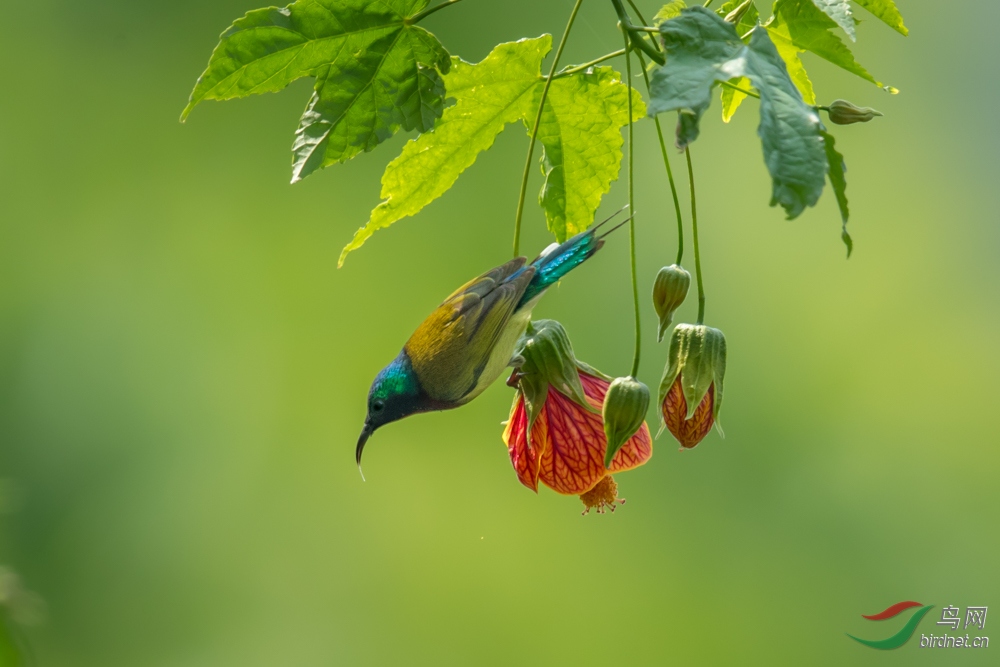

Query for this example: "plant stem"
[703,0,715,8]
[686,148,706,325]
[622,0,684,265]
[622,34,641,379]
[625,0,663,54]
[719,79,760,99]
[631,50,684,265]
[554,48,626,77]
[407,0,464,24]
[512,0,584,257]
[610,0,665,65]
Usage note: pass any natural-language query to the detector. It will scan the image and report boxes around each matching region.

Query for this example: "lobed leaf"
[339,37,550,266]
[535,68,646,242]
[716,0,760,121]
[721,76,751,122]
[768,32,817,104]
[766,0,886,91]
[340,35,645,263]
[811,0,856,41]
[821,129,852,256]
[648,7,830,219]
[291,25,450,181]
[647,8,745,148]
[740,29,828,219]
[654,0,688,24]
[852,0,908,36]
[182,0,451,183]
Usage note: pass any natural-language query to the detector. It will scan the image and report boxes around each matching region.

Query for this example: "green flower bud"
[826,99,883,125]
[724,0,754,26]
[658,324,727,448]
[602,376,651,468]
[511,320,606,439]
[652,265,691,342]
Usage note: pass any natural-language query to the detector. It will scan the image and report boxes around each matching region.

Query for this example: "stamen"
[579,475,623,515]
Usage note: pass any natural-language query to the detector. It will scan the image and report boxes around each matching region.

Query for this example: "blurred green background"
[1,1,997,664]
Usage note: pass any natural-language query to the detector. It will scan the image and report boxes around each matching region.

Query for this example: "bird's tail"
[518,208,631,305]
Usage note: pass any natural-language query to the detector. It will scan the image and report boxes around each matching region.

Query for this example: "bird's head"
[356,352,423,475]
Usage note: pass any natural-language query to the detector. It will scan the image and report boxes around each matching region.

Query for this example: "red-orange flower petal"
[535,372,652,495]
[503,396,539,492]
[662,377,715,448]
[580,372,652,475]
[504,372,653,496]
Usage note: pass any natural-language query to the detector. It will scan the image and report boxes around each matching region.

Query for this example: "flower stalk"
[622,32,642,379]
[686,147,706,324]
[624,1,685,265]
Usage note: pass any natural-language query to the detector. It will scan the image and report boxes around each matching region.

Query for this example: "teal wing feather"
[405,258,535,403]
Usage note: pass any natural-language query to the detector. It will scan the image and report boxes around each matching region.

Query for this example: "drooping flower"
[658,323,727,449]
[502,320,652,514]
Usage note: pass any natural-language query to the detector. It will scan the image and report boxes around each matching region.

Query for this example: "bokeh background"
[1,0,997,664]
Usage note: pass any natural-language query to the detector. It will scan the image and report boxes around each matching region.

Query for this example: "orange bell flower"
[658,323,727,449]
[502,320,652,513]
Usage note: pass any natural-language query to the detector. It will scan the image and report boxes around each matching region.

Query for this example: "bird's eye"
[372,400,385,412]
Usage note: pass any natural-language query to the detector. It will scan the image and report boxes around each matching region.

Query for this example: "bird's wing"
[406,258,535,403]
[442,257,527,301]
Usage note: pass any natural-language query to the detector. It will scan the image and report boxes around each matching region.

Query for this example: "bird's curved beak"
[356,422,373,481]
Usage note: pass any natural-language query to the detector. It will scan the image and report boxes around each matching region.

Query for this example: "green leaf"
[182,0,451,182]
[768,33,817,104]
[811,0,856,41]
[821,129,852,256]
[291,24,450,182]
[535,68,646,242]
[339,37,550,266]
[654,1,688,24]
[766,0,885,90]
[716,0,759,121]
[647,8,745,148]
[721,76,751,122]
[852,0,908,36]
[340,36,645,263]
[740,28,828,218]
[717,0,759,37]
[648,8,830,219]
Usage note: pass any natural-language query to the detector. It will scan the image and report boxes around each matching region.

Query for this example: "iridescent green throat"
[373,352,420,403]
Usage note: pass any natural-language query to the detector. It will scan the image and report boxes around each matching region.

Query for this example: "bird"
[355,210,630,476]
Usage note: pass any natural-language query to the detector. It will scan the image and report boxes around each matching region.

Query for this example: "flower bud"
[658,324,727,448]
[826,99,883,125]
[602,376,651,468]
[652,265,691,342]
[724,0,754,26]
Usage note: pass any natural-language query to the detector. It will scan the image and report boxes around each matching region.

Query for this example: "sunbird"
[356,211,630,475]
